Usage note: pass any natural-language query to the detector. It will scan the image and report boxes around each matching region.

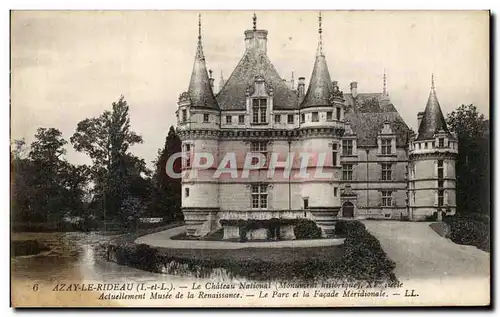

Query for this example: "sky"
[10,10,489,168]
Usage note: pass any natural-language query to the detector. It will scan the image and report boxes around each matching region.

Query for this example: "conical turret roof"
[300,12,335,109]
[300,55,334,109]
[187,15,219,110]
[416,75,449,140]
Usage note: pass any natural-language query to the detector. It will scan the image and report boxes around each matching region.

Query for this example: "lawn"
[154,245,343,264]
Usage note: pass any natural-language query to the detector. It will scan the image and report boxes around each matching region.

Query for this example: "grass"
[153,245,343,264]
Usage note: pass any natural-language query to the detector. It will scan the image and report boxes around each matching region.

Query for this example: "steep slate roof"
[300,54,334,109]
[216,48,299,110]
[344,93,410,147]
[186,21,219,110]
[416,86,449,140]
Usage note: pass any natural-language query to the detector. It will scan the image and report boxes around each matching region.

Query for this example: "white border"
[2,1,497,316]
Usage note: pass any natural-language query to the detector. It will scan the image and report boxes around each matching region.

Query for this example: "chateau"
[175,14,458,239]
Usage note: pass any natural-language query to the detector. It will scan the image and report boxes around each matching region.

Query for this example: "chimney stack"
[417,111,425,129]
[209,69,214,90]
[298,77,305,100]
[219,71,225,92]
[350,81,358,98]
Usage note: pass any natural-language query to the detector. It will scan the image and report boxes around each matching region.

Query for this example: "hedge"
[294,219,322,239]
[444,216,490,252]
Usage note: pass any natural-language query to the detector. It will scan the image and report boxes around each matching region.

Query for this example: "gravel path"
[135,226,344,249]
[363,221,490,280]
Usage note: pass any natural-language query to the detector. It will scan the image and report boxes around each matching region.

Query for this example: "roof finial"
[195,14,204,60]
[431,73,435,91]
[253,12,257,31]
[198,13,202,43]
[383,68,387,95]
[317,11,323,56]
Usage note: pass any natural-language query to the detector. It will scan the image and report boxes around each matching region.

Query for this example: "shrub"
[294,219,322,239]
[112,243,162,272]
[445,216,490,252]
[340,220,397,281]
[335,220,366,236]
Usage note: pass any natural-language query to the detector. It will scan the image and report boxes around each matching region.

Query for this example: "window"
[424,142,428,149]
[252,98,267,124]
[332,143,338,166]
[382,191,393,207]
[251,184,268,209]
[381,163,392,180]
[418,143,421,149]
[438,180,444,188]
[439,138,444,148]
[438,160,444,179]
[185,188,190,197]
[203,113,209,122]
[300,113,305,123]
[438,190,444,207]
[182,109,187,122]
[184,143,191,168]
[334,187,338,197]
[251,141,268,165]
[287,114,294,124]
[336,107,341,120]
[381,139,392,155]
[342,164,353,181]
[274,114,281,123]
[326,111,333,121]
[226,116,232,124]
[312,112,319,122]
[238,115,245,124]
[303,198,309,209]
[342,140,353,156]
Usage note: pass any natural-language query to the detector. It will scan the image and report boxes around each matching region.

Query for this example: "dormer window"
[439,138,444,148]
[182,109,187,122]
[252,98,267,124]
[342,140,353,156]
[336,107,341,120]
[381,139,392,155]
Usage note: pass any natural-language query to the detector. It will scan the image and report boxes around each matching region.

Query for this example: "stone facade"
[174,14,458,239]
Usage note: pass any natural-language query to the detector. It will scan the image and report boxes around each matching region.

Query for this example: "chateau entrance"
[342,202,354,218]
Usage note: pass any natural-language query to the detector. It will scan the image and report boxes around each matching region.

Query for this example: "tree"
[447,104,489,217]
[71,96,143,221]
[149,126,182,220]
[11,139,34,222]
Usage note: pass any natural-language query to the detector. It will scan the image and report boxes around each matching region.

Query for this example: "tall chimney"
[298,77,305,100]
[350,81,358,98]
[244,13,268,53]
[417,111,425,129]
[208,69,214,90]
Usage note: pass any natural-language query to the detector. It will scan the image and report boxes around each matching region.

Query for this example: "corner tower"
[299,12,345,236]
[176,14,221,236]
[408,75,458,220]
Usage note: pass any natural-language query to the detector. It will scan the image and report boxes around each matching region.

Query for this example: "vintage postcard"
[10,10,490,307]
